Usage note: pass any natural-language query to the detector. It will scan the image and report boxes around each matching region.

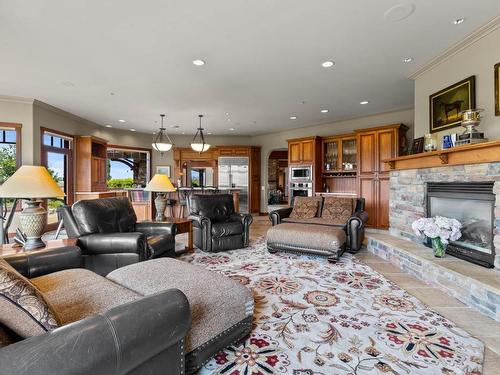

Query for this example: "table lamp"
[144,174,176,221]
[0,165,65,250]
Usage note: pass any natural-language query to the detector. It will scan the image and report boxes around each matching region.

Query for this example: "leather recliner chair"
[59,196,177,275]
[187,194,253,252]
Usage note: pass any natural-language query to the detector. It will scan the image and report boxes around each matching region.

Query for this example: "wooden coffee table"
[0,238,78,257]
[155,218,194,252]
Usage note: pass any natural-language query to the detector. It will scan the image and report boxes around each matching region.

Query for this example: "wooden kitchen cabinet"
[356,124,408,229]
[287,137,320,165]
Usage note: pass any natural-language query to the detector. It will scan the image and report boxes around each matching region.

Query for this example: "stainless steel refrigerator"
[218,157,249,213]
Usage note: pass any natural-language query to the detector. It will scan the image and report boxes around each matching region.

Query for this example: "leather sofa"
[59,197,177,275]
[187,194,253,252]
[269,197,368,252]
[0,246,191,375]
[0,245,253,374]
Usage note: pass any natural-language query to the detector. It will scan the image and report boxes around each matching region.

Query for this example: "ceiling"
[1,1,499,135]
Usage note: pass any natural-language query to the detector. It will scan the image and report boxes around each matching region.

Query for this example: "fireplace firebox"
[426,182,495,268]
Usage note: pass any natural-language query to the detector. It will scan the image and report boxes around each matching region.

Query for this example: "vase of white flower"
[411,216,462,258]
[431,237,446,257]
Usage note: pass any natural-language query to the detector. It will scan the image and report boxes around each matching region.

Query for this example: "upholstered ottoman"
[106,258,253,374]
[266,223,347,262]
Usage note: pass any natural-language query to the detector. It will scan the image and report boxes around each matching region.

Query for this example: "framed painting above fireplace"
[495,62,500,116]
[429,76,476,133]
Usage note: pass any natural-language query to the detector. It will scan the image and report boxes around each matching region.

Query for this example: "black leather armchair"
[0,247,191,375]
[59,197,177,275]
[269,198,368,252]
[188,194,253,252]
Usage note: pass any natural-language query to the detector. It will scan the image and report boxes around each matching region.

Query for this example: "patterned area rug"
[179,238,484,375]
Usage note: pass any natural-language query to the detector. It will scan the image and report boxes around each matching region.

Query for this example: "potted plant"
[411,216,462,257]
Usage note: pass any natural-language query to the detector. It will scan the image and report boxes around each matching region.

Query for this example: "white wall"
[0,96,34,164]
[414,25,500,143]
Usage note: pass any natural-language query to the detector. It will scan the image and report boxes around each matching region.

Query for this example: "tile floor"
[247,215,500,373]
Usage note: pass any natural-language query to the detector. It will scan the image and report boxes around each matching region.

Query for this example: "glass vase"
[431,237,446,258]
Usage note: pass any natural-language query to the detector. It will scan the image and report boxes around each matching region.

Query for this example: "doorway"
[267,150,288,210]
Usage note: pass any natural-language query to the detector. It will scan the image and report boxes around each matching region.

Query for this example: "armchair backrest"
[188,194,235,222]
[71,197,137,235]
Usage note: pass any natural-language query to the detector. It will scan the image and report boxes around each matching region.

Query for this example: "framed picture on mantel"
[429,75,475,133]
[495,62,500,116]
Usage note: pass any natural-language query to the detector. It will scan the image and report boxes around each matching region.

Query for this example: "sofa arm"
[135,221,177,237]
[269,207,293,226]
[0,289,191,375]
[188,214,212,251]
[3,246,82,278]
[346,210,369,252]
[77,232,149,260]
[230,213,253,247]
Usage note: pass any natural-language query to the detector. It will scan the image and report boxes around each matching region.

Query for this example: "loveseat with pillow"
[269,196,368,252]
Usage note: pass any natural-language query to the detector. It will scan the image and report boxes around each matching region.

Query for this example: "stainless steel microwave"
[290,165,312,181]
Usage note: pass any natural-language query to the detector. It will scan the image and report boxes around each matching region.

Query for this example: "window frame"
[0,122,22,168]
[40,127,75,206]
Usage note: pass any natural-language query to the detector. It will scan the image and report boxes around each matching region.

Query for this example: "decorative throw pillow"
[321,197,355,224]
[290,197,322,219]
[0,258,59,338]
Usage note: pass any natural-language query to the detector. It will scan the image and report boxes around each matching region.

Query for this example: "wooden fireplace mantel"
[383,140,500,170]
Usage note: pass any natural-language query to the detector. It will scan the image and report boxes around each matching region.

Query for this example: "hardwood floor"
[248,215,500,373]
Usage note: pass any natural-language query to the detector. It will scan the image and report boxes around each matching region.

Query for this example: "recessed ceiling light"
[192,59,205,66]
[118,119,126,123]
[227,118,231,122]
[207,132,212,135]
[130,129,136,132]
[320,109,329,113]
[225,112,230,116]
[105,125,113,128]
[360,101,369,105]
[290,116,297,120]
[229,127,235,131]
[384,3,416,22]
[454,18,465,25]
[403,57,413,63]
[321,61,335,68]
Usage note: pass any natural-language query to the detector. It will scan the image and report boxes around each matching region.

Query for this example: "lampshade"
[190,143,211,152]
[190,114,211,153]
[0,165,65,199]
[144,174,176,192]
[152,114,174,154]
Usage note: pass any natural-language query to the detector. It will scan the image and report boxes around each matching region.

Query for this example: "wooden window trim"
[40,127,75,206]
[0,122,22,168]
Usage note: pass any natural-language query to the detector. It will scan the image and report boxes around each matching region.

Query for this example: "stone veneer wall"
[389,162,500,269]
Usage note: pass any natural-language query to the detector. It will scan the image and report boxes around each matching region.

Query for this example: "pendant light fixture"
[191,114,211,153]
[152,114,174,154]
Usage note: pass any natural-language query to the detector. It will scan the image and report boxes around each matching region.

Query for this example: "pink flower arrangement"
[411,216,462,244]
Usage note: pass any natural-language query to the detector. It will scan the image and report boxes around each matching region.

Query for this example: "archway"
[267,149,288,210]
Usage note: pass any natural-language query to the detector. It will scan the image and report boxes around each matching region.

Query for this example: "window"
[0,123,22,239]
[0,124,21,184]
[107,147,151,188]
[41,129,74,226]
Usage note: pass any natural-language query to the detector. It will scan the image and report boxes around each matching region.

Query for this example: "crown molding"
[409,15,500,80]
[0,95,34,104]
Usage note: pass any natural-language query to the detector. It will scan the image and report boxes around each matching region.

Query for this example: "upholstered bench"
[266,223,347,262]
[106,258,254,374]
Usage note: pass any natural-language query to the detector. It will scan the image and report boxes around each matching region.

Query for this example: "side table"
[147,218,194,253]
[0,238,78,257]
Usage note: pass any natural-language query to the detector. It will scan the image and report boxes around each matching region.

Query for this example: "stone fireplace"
[389,162,500,270]
[427,182,495,268]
